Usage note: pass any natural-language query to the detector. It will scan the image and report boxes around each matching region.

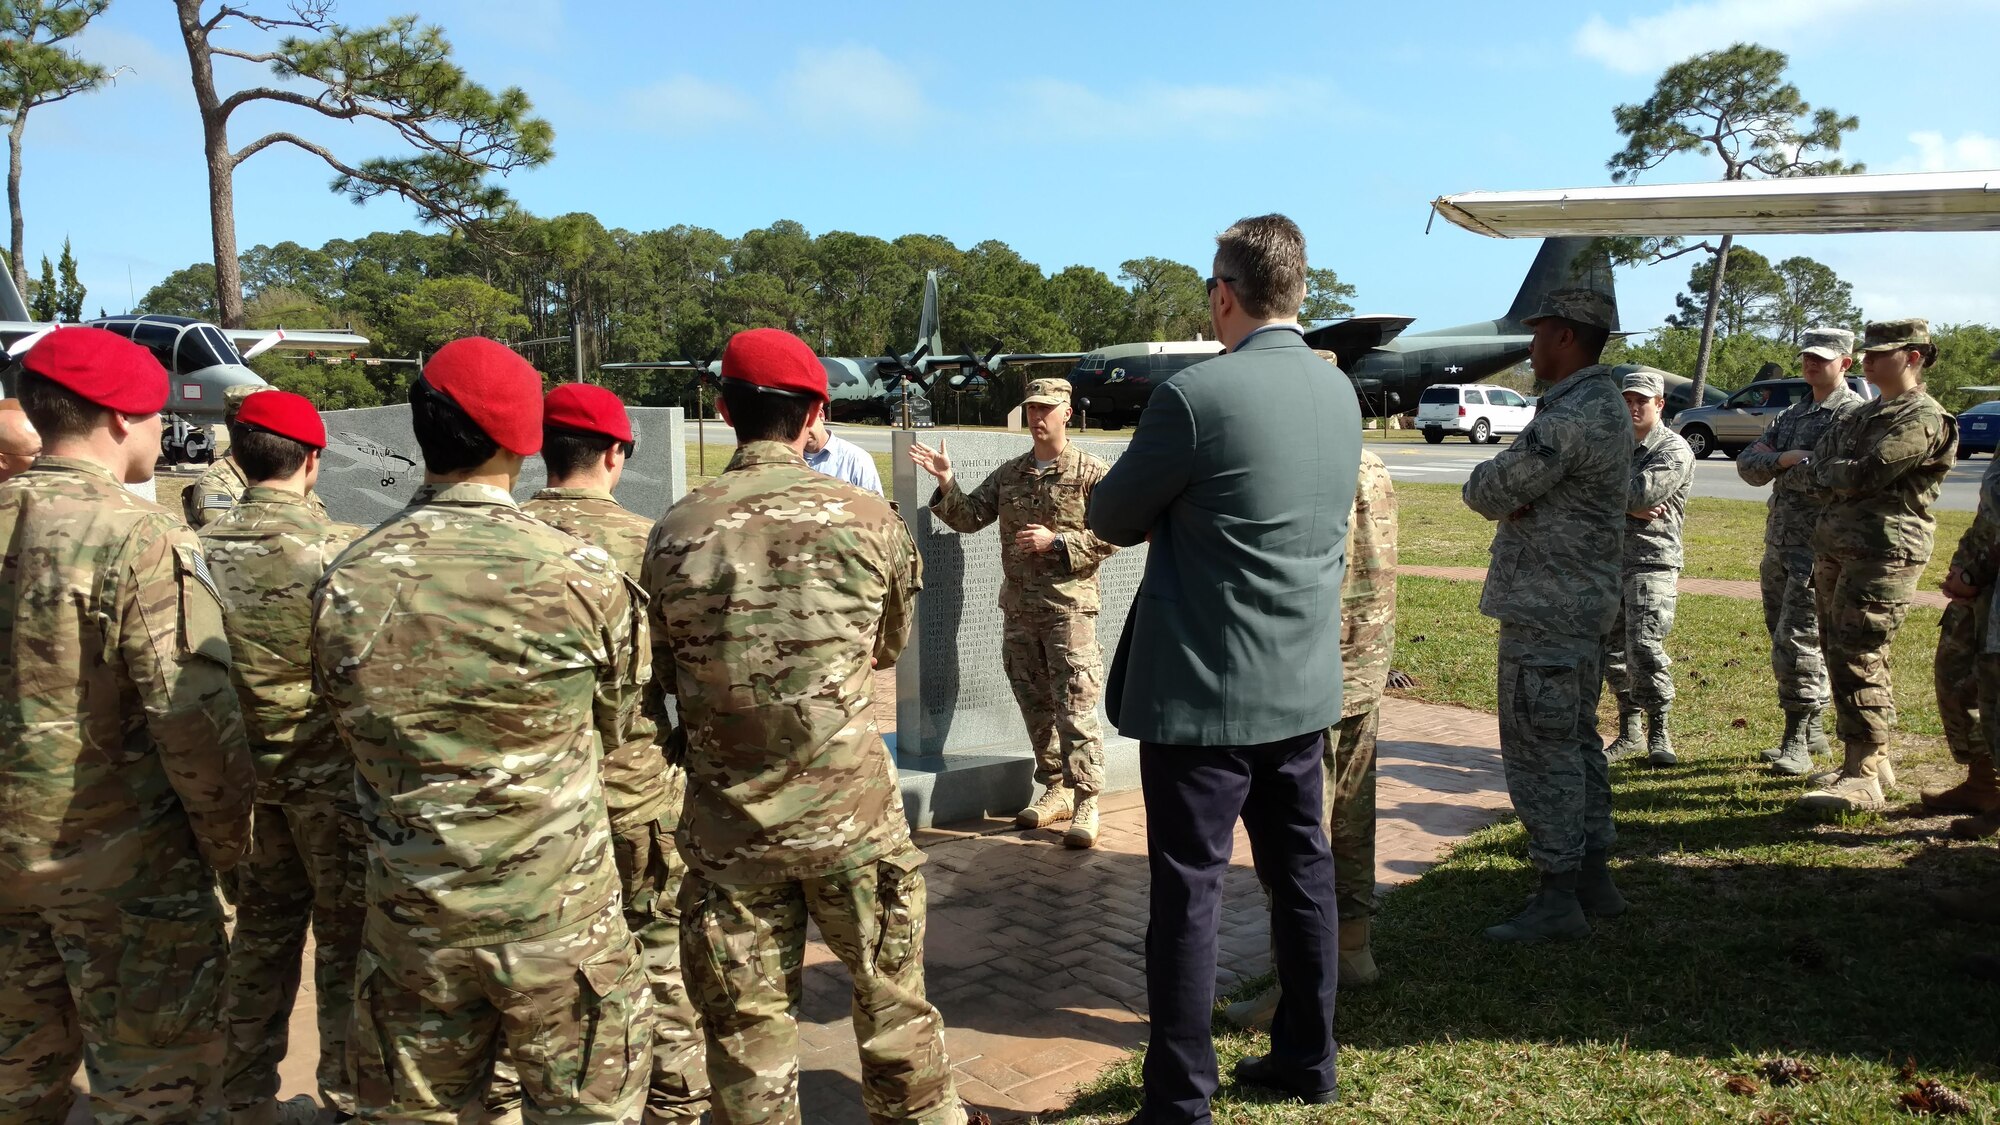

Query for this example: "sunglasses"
[1205,275,1236,294]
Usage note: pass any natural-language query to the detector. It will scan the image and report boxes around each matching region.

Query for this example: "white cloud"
[624,75,760,137]
[1894,131,2000,173]
[73,25,183,90]
[779,46,928,135]
[1006,77,1332,143]
[1573,0,1887,74]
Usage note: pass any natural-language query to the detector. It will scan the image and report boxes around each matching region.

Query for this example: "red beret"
[422,337,544,455]
[21,327,168,415]
[721,328,828,403]
[235,389,326,449]
[544,382,633,443]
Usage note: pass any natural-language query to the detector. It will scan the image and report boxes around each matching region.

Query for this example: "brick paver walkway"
[67,699,1506,1125]
[1402,563,1951,609]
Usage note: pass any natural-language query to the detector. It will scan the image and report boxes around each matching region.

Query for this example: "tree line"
[135,217,1357,412]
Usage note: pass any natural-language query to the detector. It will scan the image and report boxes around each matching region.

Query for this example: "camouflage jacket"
[522,486,671,831]
[184,454,331,528]
[0,457,255,891]
[930,442,1119,614]
[1623,424,1695,571]
[312,481,644,946]
[644,441,921,884]
[201,487,359,804]
[1736,385,1864,547]
[1952,454,2000,589]
[1340,451,1397,719]
[1809,387,1956,564]
[1463,365,1634,638]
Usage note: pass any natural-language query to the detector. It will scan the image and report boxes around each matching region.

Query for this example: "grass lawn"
[1046,571,1999,1120]
[1400,480,1974,591]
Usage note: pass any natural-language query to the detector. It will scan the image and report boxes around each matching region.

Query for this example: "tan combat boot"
[1797,743,1888,813]
[1063,795,1100,848]
[1015,783,1075,829]
[1339,916,1379,988]
[1921,755,2000,816]
[1222,983,1279,1032]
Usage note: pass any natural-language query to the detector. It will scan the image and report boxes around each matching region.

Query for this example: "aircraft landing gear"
[160,415,215,464]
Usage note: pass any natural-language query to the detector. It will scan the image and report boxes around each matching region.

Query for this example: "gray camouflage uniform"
[1605,422,1694,708]
[1464,362,1634,874]
[1737,379,1864,712]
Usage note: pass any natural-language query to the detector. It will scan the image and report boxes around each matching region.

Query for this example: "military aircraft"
[603,270,1082,426]
[0,269,368,461]
[1063,237,1727,426]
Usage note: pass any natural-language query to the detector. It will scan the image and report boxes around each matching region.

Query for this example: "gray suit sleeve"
[1087,382,1196,547]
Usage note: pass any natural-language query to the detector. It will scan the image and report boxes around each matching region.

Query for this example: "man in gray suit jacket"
[1088,215,1360,1124]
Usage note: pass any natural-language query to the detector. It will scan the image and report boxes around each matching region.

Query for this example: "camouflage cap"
[1798,327,1855,361]
[1021,378,1071,408]
[223,383,263,420]
[1859,318,1931,353]
[1520,288,1617,332]
[1621,368,1665,398]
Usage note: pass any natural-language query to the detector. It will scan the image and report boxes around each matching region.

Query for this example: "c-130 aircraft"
[1063,237,1726,426]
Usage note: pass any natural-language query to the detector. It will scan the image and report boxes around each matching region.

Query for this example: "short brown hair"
[16,372,105,441]
[1214,214,1308,320]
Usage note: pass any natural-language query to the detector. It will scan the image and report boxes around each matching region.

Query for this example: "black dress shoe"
[1231,1054,1338,1104]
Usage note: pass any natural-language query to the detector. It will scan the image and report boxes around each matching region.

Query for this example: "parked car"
[1416,383,1536,444]
[1669,376,1876,460]
[1959,400,2000,457]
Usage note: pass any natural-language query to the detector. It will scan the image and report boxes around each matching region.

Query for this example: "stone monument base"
[891,732,1143,829]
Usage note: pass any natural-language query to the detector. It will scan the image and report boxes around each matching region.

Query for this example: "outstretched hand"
[909,439,953,489]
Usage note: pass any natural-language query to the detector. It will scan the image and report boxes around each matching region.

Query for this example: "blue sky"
[25,0,2000,343]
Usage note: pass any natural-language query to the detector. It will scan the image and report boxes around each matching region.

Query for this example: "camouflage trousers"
[1760,545,1832,712]
[222,797,367,1116]
[681,849,964,1125]
[1326,709,1379,921]
[1002,608,1105,796]
[1812,555,1924,747]
[349,906,651,1124]
[1604,566,1679,708]
[0,848,230,1124]
[1496,622,1614,874]
[490,780,709,1124]
[1936,596,1991,766]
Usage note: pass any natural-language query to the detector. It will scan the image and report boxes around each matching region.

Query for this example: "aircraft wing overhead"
[1303,315,1417,360]
[1433,170,2000,237]
[920,351,1086,373]
[601,360,717,372]
[223,327,370,351]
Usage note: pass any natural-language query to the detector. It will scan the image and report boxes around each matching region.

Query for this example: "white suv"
[1416,383,1535,444]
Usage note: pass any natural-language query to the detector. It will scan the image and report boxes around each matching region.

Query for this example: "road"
[802,425,1989,511]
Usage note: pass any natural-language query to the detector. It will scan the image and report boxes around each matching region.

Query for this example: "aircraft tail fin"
[915,270,944,359]
[1503,237,1618,332]
[0,263,30,322]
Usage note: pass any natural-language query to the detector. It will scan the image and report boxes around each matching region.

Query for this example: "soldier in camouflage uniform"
[183,384,332,528]
[645,329,965,1125]
[199,391,365,1125]
[1798,319,1957,813]
[1930,452,2000,828]
[522,381,708,1123]
[1737,327,1864,775]
[1603,369,1695,768]
[911,377,1120,847]
[0,328,256,1124]
[1225,442,1398,1030]
[1462,289,1634,944]
[311,339,652,1123]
